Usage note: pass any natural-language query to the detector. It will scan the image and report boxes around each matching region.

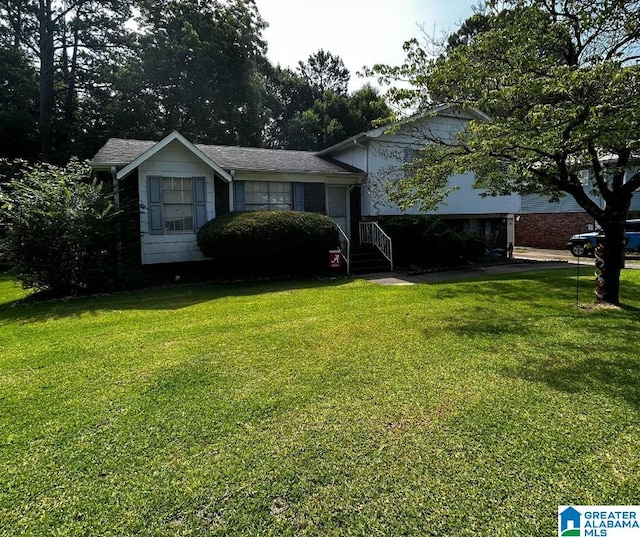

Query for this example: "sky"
[253,0,477,92]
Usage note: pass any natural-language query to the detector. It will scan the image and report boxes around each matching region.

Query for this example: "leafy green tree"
[0,0,135,162]
[265,80,391,151]
[262,64,315,148]
[0,159,128,294]
[0,46,39,160]
[369,0,640,305]
[285,89,351,150]
[347,83,394,132]
[298,49,350,96]
[105,0,267,147]
[445,11,490,50]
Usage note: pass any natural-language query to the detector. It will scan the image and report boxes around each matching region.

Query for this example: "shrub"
[378,215,487,268]
[0,159,131,294]
[197,211,339,276]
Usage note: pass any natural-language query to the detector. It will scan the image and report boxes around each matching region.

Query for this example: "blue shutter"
[233,181,245,211]
[293,182,304,212]
[148,176,164,234]
[193,176,206,231]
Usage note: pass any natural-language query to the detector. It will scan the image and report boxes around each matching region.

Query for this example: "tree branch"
[587,141,612,202]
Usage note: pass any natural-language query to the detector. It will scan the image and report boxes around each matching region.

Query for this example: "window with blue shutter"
[234,181,245,211]
[148,176,164,234]
[147,175,207,234]
[193,176,206,231]
[293,182,304,212]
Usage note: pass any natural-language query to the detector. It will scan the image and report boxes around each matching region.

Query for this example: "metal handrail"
[359,221,393,271]
[336,225,350,274]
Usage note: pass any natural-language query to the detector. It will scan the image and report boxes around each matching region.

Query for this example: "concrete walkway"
[362,247,640,286]
[362,261,570,286]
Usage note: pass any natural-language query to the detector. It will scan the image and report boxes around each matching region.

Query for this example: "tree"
[263,54,391,151]
[0,46,39,159]
[0,159,127,293]
[0,0,135,162]
[261,63,315,148]
[103,0,267,147]
[298,49,350,96]
[369,0,640,305]
[266,82,392,151]
[445,11,490,50]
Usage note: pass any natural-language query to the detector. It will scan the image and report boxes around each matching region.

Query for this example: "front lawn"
[1,269,639,535]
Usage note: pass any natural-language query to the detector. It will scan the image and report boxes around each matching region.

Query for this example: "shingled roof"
[91,137,364,176]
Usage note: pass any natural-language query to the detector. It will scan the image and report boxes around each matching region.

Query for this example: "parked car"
[566,219,640,257]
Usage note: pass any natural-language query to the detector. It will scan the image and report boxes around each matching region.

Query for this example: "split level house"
[90,104,640,270]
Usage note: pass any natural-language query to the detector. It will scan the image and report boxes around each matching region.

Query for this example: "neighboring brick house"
[516,164,640,249]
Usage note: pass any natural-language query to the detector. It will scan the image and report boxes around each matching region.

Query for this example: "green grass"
[1,269,639,536]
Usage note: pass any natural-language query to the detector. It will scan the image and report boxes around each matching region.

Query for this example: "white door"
[327,186,349,237]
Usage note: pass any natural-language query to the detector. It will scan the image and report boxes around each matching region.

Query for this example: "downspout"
[111,165,123,279]
[111,165,119,208]
[353,138,368,231]
[228,169,235,213]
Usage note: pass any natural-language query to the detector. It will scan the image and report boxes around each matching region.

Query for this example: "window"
[163,177,193,231]
[578,170,590,186]
[244,181,292,211]
[403,147,420,178]
[147,176,206,235]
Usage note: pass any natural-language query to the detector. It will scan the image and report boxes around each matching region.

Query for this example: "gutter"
[110,165,120,209]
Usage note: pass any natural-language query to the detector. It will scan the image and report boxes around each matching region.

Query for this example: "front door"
[327,185,349,237]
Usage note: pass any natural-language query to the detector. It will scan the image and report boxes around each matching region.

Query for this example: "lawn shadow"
[427,268,640,310]
[0,276,355,323]
[444,317,535,337]
[500,305,640,408]
[502,355,640,408]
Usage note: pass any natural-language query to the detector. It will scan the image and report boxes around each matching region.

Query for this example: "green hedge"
[197,211,339,276]
[0,159,138,294]
[377,215,487,268]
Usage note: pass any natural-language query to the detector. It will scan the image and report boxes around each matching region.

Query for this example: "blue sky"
[254,0,477,91]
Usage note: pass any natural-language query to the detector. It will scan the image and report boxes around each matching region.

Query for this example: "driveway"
[363,247,639,286]
[514,246,640,266]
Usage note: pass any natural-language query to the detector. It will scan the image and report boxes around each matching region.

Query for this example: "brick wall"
[516,212,596,249]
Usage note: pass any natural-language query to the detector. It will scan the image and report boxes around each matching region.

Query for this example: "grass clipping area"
[1,269,639,535]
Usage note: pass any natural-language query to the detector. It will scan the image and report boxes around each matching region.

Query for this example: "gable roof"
[112,132,232,181]
[91,132,365,179]
[318,103,490,156]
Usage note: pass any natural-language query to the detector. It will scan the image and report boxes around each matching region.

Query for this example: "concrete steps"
[349,244,392,274]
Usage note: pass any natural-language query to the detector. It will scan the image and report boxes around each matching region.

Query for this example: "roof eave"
[317,133,370,157]
[115,131,233,182]
[234,167,365,177]
[90,161,129,169]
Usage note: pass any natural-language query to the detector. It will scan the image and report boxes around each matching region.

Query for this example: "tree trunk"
[599,211,629,306]
[38,0,54,162]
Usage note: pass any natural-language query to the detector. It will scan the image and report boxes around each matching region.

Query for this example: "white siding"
[138,140,216,265]
[361,114,520,217]
[328,145,367,171]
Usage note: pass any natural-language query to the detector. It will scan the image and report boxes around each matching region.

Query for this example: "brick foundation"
[515,212,596,249]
